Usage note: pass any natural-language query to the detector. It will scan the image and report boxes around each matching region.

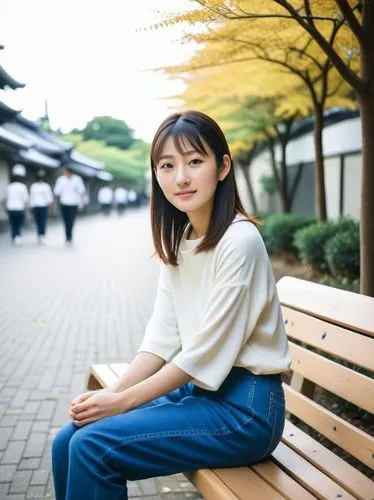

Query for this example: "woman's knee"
[52,422,78,459]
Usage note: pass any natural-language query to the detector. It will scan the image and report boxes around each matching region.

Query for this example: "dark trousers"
[116,203,126,215]
[32,206,48,236]
[101,204,111,215]
[60,204,77,241]
[7,210,24,239]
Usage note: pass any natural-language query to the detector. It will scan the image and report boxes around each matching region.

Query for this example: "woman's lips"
[176,191,196,199]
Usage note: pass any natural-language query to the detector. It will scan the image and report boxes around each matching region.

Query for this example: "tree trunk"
[313,106,327,221]
[238,162,258,213]
[280,141,290,212]
[267,137,288,212]
[357,16,374,296]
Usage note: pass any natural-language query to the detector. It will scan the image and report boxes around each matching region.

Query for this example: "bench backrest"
[277,277,374,471]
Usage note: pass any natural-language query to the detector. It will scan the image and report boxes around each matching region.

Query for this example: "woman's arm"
[108,351,166,392]
[70,361,191,426]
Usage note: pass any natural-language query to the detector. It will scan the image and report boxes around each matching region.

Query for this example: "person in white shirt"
[52,111,292,499]
[4,164,29,245]
[30,169,54,244]
[54,167,86,244]
[128,188,138,208]
[114,186,128,215]
[97,185,114,216]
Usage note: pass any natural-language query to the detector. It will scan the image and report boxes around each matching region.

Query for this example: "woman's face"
[155,135,230,219]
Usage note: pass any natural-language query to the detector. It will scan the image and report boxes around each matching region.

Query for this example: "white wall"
[243,117,362,219]
[343,154,361,219]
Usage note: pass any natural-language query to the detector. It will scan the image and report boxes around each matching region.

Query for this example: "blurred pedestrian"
[4,164,29,245]
[97,185,113,216]
[53,167,86,245]
[30,169,54,244]
[114,186,128,215]
[128,188,137,208]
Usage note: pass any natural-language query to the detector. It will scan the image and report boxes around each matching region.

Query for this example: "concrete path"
[0,208,201,499]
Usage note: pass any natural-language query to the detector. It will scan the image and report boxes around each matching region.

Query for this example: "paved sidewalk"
[0,208,202,499]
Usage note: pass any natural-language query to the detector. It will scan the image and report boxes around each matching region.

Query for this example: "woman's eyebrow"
[159,150,199,161]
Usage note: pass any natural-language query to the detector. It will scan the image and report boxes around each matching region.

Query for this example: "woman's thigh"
[67,371,284,481]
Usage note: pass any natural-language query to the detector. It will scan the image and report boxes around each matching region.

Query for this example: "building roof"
[3,121,67,156]
[0,65,25,90]
[0,100,21,123]
[70,150,105,170]
[0,124,31,149]
[96,170,114,182]
[19,148,60,168]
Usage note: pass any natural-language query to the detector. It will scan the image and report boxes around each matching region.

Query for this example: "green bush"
[263,214,316,253]
[294,217,359,272]
[318,275,360,293]
[294,221,337,271]
[325,225,360,278]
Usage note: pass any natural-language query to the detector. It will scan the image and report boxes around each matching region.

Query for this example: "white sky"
[0,0,197,141]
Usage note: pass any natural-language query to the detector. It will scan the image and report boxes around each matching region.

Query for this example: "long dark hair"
[150,110,257,266]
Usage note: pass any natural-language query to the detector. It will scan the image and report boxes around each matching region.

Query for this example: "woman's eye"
[159,163,173,170]
[190,158,202,166]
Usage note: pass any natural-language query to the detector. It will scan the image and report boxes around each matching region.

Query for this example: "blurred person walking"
[4,164,29,245]
[114,185,128,215]
[54,167,86,245]
[97,185,113,216]
[30,169,54,244]
[128,188,137,208]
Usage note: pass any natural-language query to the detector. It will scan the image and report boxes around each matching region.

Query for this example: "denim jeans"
[60,204,77,241]
[52,368,285,500]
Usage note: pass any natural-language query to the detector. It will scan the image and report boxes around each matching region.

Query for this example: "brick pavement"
[0,208,202,499]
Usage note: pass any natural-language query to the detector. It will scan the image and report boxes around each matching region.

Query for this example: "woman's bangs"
[152,121,209,166]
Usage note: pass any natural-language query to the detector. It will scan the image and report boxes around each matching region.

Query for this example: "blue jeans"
[7,210,24,239]
[32,206,48,236]
[52,368,285,500]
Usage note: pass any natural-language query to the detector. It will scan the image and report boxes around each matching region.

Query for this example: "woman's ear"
[218,154,231,181]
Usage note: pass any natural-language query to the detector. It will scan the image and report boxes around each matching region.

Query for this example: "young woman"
[5,164,29,245]
[52,110,291,500]
[29,169,54,244]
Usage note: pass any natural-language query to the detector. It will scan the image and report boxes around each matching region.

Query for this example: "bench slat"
[277,277,374,337]
[282,420,374,500]
[272,442,355,499]
[87,364,118,390]
[187,468,285,500]
[289,342,374,413]
[282,306,374,371]
[251,460,316,500]
[284,384,374,468]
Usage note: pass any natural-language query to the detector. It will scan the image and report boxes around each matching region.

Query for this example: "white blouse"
[138,215,291,391]
[30,181,54,208]
[6,182,29,211]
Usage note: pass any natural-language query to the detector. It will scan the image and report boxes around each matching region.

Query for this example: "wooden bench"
[87,277,374,499]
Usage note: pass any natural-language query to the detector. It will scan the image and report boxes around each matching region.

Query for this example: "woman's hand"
[70,389,127,427]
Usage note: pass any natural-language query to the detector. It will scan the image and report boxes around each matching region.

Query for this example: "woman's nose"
[175,167,190,186]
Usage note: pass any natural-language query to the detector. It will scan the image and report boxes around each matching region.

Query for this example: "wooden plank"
[86,364,118,390]
[284,384,374,469]
[186,468,285,500]
[251,459,316,500]
[277,277,374,337]
[272,442,355,499]
[289,342,374,413]
[282,420,374,500]
[109,363,130,378]
[281,306,374,371]
[185,469,243,500]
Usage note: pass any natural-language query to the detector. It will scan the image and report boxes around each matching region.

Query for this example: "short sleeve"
[173,225,272,390]
[53,178,61,196]
[77,177,86,195]
[137,264,181,361]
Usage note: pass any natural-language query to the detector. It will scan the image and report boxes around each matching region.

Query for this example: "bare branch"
[272,0,364,92]
[304,0,316,29]
[335,0,366,42]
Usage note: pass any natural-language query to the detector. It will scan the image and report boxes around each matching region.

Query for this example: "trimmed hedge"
[261,213,316,253]
[325,225,360,278]
[293,217,359,272]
